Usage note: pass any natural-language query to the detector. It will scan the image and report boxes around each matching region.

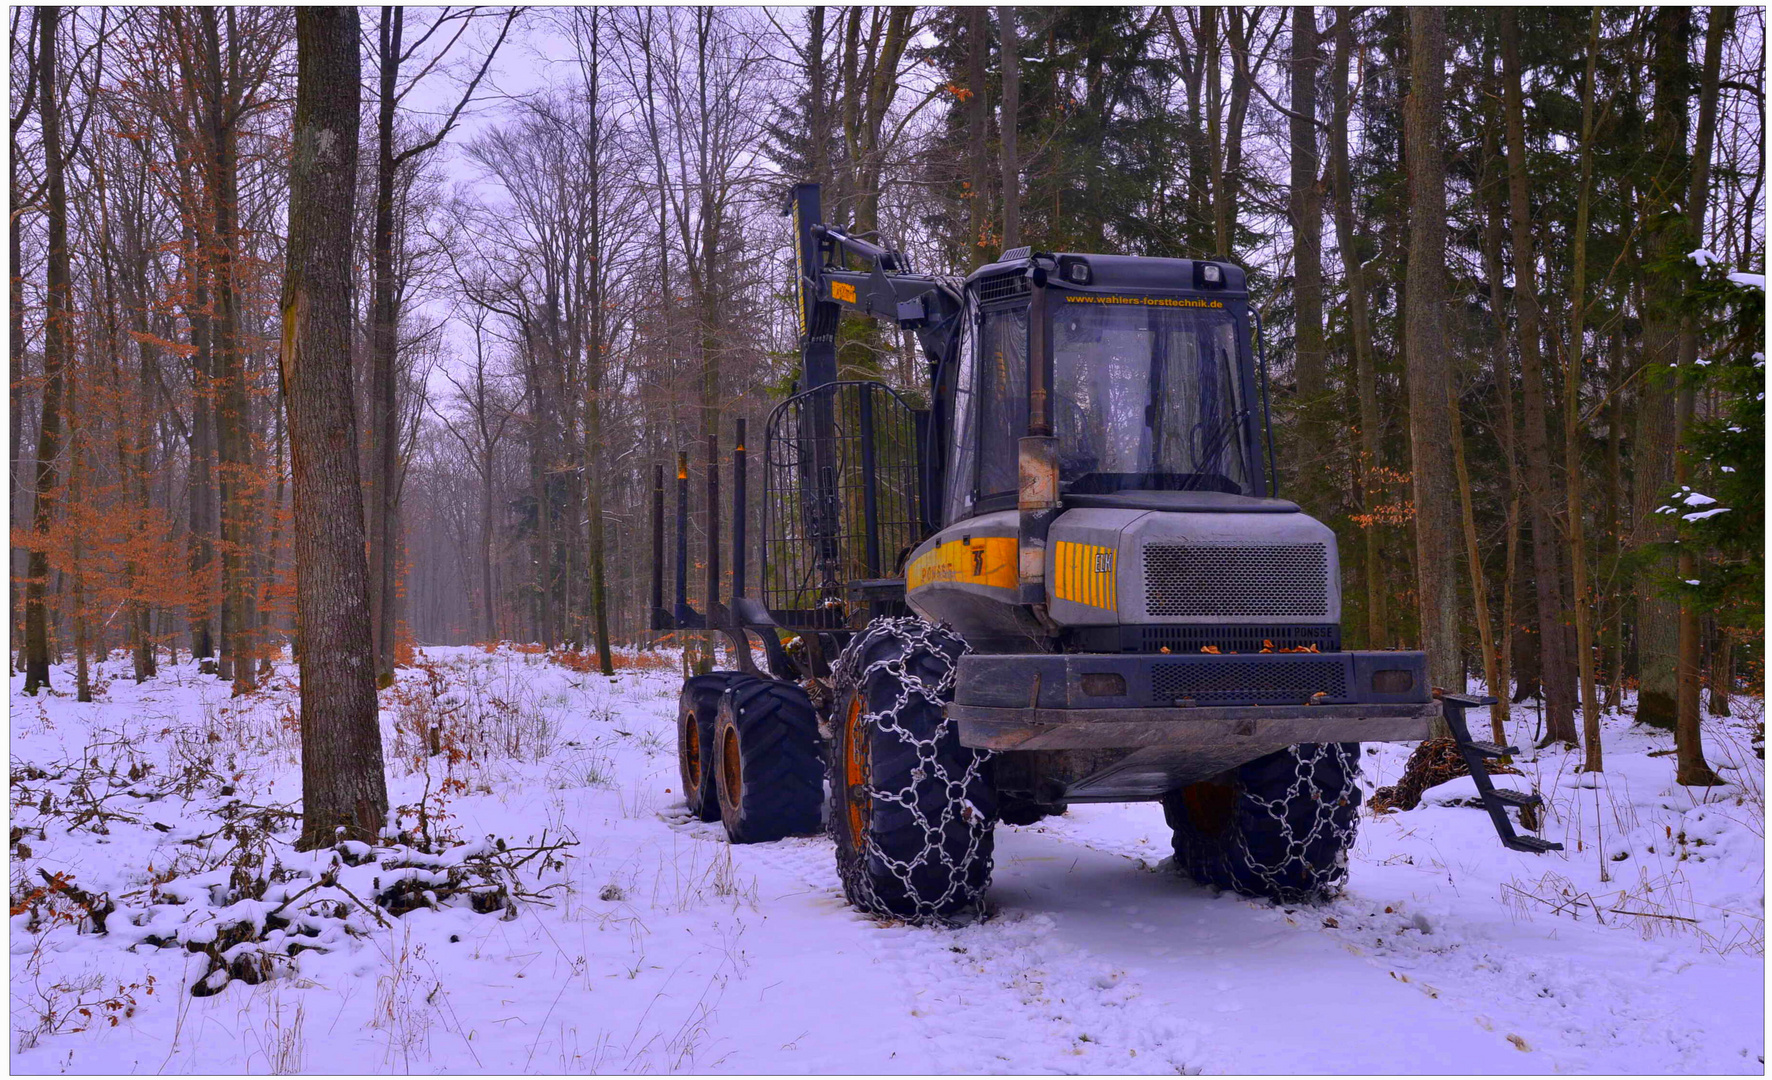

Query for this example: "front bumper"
[951,649,1436,751]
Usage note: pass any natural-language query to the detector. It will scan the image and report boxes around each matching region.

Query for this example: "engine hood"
[1045,504,1342,629]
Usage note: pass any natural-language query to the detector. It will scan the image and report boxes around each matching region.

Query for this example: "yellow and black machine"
[660,182,1556,921]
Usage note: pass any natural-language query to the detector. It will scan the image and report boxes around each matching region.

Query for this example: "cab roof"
[964,252,1248,297]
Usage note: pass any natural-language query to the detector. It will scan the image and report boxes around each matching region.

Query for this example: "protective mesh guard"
[761,382,925,631]
[1143,543,1329,618]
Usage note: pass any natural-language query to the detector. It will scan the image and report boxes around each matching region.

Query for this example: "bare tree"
[1402,6,1461,706]
[1670,6,1732,786]
[1288,6,1326,516]
[1566,9,1603,770]
[1328,13,1386,650]
[964,6,991,267]
[366,6,516,685]
[9,7,42,671]
[284,6,387,848]
[998,7,1020,251]
[22,6,68,695]
[1501,10,1576,745]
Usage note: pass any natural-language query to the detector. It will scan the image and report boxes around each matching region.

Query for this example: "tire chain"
[1236,742,1360,900]
[831,618,995,921]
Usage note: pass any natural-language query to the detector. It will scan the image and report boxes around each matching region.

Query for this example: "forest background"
[9,5,1766,783]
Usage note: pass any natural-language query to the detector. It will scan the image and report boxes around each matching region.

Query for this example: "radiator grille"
[1144,544,1329,618]
[1151,659,1347,704]
[1136,624,1340,653]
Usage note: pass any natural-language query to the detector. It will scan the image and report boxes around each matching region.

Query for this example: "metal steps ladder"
[1438,692,1564,854]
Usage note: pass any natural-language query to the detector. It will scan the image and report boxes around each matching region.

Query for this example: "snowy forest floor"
[9,644,1765,1074]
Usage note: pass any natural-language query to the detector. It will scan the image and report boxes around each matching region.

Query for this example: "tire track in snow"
[1012,803,1761,1073]
[1290,883,1762,1072]
[660,805,1207,1073]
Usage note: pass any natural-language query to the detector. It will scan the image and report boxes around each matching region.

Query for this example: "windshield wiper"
[1184,408,1248,490]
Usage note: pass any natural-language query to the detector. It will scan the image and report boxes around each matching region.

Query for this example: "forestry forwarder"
[658,182,1558,921]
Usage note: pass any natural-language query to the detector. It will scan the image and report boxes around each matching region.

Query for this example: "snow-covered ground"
[10,645,1765,1074]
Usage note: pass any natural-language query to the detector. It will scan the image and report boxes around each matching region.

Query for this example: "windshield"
[1052,300,1251,495]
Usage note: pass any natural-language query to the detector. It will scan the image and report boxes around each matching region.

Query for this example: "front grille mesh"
[1151,659,1347,704]
[1137,624,1340,653]
[1144,544,1329,618]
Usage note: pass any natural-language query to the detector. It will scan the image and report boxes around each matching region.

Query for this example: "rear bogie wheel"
[829,618,995,920]
[1163,742,1361,903]
[712,678,823,843]
[678,673,751,822]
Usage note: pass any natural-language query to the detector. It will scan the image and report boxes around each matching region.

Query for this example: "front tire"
[829,618,995,920]
[712,678,824,843]
[1163,742,1361,903]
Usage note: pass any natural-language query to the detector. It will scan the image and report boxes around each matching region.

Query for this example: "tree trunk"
[1498,490,1522,719]
[1289,6,1327,517]
[368,6,403,687]
[481,451,496,641]
[260,402,286,677]
[23,6,67,696]
[998,7,1020,251]
[1402,7,1461,707]
[1477,70,1523,726]
[68,358,89,703]
[1602,328,1625,710]
[9,10,36,674]
[123,235,160,681]
[1162,9,1209,253]
[1707,623,1732,717]
[1671,6,1730,786]
[205,9,256,693]
[1215,9,1254,258]
[1631,8,1690,733]
[1451,380,1504,741]
[1500,11,1574,745]
[1329,15,1385,649]
[286,7,388,848]
[1567,9,1602,771]
[8,206,20,674]
[183,207,217,663]
[693,12,722,674]
[584,10,615,677]
[1205,10,1224,255]
[965,6,991,267]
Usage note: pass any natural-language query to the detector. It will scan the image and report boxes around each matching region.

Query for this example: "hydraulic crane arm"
[786,183,964,388]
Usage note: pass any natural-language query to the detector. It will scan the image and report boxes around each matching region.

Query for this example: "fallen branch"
[36,869,116,935]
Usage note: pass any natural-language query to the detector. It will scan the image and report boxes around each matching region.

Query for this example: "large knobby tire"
[829,618,995,921]
[712,678,824,843]
[1163,742,1361,904]
[677,673,751,822]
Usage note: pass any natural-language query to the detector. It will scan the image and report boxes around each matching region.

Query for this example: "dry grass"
[369,923,437,1071]
[465,640,682,673]
[387,655,563,776]
[1501,864,1763,959]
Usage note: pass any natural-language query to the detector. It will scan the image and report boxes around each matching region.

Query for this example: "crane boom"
[786,183,965,387]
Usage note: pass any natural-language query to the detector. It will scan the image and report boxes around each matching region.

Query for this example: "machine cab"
[937,252,1269,528]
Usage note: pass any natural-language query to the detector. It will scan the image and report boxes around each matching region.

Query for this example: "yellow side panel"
[1052,540,1116,612]
[906,536,1018,592]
